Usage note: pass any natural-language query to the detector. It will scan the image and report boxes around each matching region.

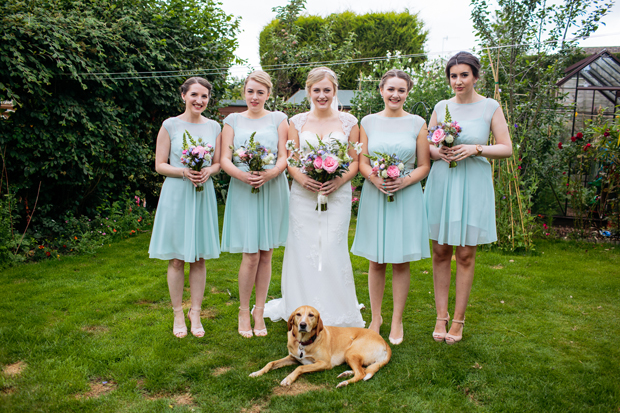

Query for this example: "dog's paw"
[280,377,293,386]
[249,371,261,378]
[337,370,354,378]
[336,380,349,388]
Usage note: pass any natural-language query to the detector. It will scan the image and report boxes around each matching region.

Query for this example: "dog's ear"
[287,312,296,331]
[315,313,324,336]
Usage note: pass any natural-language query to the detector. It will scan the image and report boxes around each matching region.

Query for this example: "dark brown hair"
[379,69,413,92]
[445,52,481,80]
[179,77,213,97]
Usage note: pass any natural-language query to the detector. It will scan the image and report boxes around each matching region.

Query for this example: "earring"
[183,99,186,103]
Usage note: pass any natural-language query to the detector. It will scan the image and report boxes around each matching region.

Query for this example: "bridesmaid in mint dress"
[424,52,512,344]
[149,77,222,339]
[220,71,289,338]
[351,69,431,345]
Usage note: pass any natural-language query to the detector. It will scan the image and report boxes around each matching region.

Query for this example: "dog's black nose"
[299,322,307,330]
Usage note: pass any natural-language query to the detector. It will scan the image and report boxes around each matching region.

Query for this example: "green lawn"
[1,212,619,412]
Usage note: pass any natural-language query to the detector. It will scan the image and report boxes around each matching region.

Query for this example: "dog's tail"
[363,343,392,381]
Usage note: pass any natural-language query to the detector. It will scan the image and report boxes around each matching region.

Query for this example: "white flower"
[398,163,404,171]
[445,134,454,144]
[381,170,388,178]
[352,142,364,155]
[286,140,296,151]
[373,160,379,167]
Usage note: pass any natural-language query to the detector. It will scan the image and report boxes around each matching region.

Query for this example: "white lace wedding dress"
[263,112,365,327]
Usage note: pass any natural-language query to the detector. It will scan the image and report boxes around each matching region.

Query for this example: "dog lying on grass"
[249,305,391,388]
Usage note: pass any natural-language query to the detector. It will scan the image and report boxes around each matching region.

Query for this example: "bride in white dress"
[262,67,365,327]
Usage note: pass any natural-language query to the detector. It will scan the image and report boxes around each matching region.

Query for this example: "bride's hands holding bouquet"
[297,173,323,193]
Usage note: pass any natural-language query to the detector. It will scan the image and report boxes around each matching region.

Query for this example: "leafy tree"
[259,4,427,94]
[258,0,357,98]
[0,0,239,226]
[470,0,613,249]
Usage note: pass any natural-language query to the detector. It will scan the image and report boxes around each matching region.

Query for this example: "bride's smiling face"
[309,77,335,110]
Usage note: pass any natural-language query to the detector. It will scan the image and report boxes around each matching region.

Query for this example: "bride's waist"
[291,180,351,199]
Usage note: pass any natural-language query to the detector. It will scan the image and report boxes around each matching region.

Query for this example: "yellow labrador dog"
[249,305,391,388]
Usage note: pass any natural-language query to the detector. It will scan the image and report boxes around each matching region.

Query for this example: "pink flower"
[192,146,206,156]
[352,197,359,202]
[371,166,379,174]
[386,165,400,178]
[182,149,188,155]
[313,157,323,169]
[323,156,339,174]
[431,128,445,144]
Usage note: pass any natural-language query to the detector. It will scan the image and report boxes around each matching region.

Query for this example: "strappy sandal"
[432,312,450,342]
[187,307,205,338]
[445,319,465,345]
[238,307,253,338]
[251,306,267,337]
[173,307,187,338]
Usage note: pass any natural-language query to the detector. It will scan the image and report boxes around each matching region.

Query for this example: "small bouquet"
[427,106,462,168]
[287,135,363,211]
[364,152,405,202]
[181,130,214,192]
[231,131,276,193]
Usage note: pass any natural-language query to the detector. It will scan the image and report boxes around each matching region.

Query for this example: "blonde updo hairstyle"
[243,70,273,95]
[305,66,339,95]
[379,69,413,92]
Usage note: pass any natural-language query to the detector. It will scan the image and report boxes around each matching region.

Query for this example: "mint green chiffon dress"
[148,117,221,262]
[351,114,431,263]
[423,98,500,246]
[220,112,289,253]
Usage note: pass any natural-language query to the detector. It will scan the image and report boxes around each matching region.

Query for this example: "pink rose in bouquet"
[431,128,445,144]
[386,165,400,178]
[192,146,206,156]
[313,157,323,169]
[322,156,339,174]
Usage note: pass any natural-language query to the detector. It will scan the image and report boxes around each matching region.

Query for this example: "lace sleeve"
[339,112,358,138]
[290,113,308,133]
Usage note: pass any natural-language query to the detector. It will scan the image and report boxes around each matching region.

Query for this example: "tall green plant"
[470,0,613,249]
[0,0,239,226]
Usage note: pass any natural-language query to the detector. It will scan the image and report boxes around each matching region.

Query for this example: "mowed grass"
[1,208,619,412]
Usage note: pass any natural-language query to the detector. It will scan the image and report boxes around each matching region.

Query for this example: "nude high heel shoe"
[187,307,205,338]
[432,312,450,342]
[238,307,253,338]
[172,307,187,338]
[251,306,267,337]
[445,319,464,345]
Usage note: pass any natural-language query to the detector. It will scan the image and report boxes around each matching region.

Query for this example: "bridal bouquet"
[364,152,405,202]
[231,131,276,193]
[181,130,214,192]
[286,135,363,211]
[427,106,462,168]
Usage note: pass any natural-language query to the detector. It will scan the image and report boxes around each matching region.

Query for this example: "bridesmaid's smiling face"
[380,77,409,112]
[182,83,210,115]
[449,64,478,96]
[309,77,336,111]
[244,79,270,113]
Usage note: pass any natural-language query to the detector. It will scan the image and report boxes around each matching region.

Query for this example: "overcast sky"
[219,0,620,77]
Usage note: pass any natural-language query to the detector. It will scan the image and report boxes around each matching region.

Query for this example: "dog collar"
[299,334,317,346]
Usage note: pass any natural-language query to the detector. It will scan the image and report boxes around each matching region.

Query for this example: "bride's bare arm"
[320,124,359,196]
[287,121,322,193]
